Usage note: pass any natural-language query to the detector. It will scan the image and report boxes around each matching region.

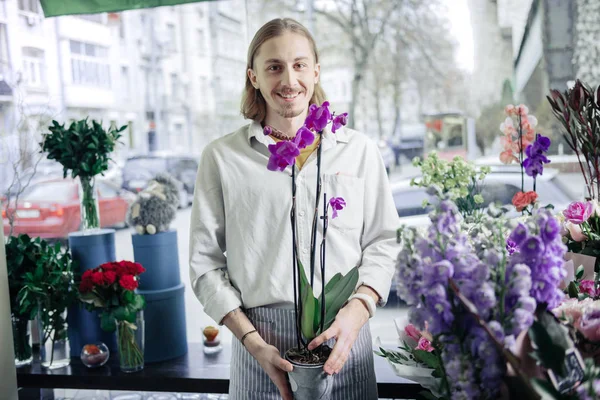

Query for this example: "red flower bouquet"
[79,260,146,372]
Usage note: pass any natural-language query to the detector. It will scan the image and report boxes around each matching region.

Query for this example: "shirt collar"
[247,120,350,147]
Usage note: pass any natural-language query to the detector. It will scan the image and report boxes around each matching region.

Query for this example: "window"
[18,0,38,13]
[22,47,46,88]
[171,73,179,98]
[121,66,131,100]
[167,23,177,52]
[0,24,9,77]
[197,29,206,55]
[70,40,111,88]
[77,14,103,23]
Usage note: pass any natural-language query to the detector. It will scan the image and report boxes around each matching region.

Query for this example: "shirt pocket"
[321,174,365,231]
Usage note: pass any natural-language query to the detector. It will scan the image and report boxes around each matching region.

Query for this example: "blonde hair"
[241,18,327,122]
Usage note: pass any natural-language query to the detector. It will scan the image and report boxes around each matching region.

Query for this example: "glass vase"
[79,176,100,231]
[38,308,70,369]
[12,314,33,367]
[116,311,145,373]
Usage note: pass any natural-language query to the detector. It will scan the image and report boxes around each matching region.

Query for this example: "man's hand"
[246,336,294,400]
[307,298,370,375]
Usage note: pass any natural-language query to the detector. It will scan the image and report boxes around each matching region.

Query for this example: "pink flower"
[565,221,588,242]
[517,104,529,116]
[580,280,597,297]
[563,201,594,224]
[579,307,600,342]
[404,324,421,342]
[552,298,593,328]
[505,104,516,116]
[417,337,434,352]
[500,150,518,164]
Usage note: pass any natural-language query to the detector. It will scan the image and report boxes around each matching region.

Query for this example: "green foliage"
[411,153,491,219]
[41,119,126,180]
[297,260,358,342]
[5,234,77,321]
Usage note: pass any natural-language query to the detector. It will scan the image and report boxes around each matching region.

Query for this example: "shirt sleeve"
[189,145,243,324]
[358,140,400,306]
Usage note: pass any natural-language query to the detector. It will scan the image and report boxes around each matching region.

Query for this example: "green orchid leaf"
[322,266,359,330]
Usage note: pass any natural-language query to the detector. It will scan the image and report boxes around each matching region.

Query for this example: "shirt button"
[299,211,305,217]
[302,248,308,254]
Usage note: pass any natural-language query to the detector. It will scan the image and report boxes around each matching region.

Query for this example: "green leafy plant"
[11,234,77,365]
[40,119,126,229]
[5,234,50,362]
[410,153,491,219]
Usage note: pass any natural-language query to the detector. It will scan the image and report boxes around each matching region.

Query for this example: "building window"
[167,23,177,52]
[0,24,9,77]
[77,14,104,23]
[22,47,46,88]
[121,66,131,100]
[70,40,111,88]
[18,0,39,13]
[171,73,179,99]
[197,29,206,56]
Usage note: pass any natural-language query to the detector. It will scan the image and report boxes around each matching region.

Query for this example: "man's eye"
[296,63,307,69]
[268,65,281,71]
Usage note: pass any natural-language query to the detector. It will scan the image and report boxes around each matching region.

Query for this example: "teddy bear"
[127,173,180,235]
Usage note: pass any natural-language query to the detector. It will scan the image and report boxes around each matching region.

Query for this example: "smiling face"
[248,32,320,120]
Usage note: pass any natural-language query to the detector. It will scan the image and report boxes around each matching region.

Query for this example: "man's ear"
[314,63,320,84]
[248,68,259,89]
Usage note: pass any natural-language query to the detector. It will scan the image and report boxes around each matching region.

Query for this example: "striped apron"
[229,307,378,400]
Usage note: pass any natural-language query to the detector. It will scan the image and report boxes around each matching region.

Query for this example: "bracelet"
[348,293,376,318]
[240,329,257,347]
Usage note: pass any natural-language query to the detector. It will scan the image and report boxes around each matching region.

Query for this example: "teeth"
[279,93,298,99]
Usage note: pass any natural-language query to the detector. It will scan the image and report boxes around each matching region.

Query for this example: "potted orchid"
[264,102,358,399]
[498,104,552,214]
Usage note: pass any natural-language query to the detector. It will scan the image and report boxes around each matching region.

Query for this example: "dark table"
[17,343,425,399]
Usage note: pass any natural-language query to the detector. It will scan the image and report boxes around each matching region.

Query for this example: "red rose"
[104,271,117,285]
[82,270,94,281]
[91,271,105,286]
[101,262,116,272]
[119,275,138,291]
[79,279,94,293]
[131,262,145,276]
[512,191,538,212]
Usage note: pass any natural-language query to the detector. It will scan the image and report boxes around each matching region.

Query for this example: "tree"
[2,87,56,238]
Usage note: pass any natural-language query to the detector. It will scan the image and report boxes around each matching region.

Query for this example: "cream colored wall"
[0,219,18,400]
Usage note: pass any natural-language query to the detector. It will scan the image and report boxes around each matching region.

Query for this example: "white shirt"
[189,120,400,324]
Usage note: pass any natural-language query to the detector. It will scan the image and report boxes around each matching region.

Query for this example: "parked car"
[121,154,198,209]
[2,178,135,239]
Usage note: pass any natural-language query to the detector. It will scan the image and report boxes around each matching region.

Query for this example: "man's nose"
[281,67,298,87]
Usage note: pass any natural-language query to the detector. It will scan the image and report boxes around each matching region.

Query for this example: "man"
[189,18,399,399]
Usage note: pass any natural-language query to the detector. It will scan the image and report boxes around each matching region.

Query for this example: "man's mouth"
[277,92,301,101]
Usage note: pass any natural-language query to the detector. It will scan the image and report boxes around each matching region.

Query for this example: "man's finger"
[308,327,337,350]
[277,357,294,372]
[324,337,347,374]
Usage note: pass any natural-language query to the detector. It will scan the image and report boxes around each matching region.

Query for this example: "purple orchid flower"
[267,141,300,172]
[328,197,346,219]
[293,125,315,149]
[263,125,272,136]
[305,101,332,132]
[523,134,551,179]
[332,112,348,133]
